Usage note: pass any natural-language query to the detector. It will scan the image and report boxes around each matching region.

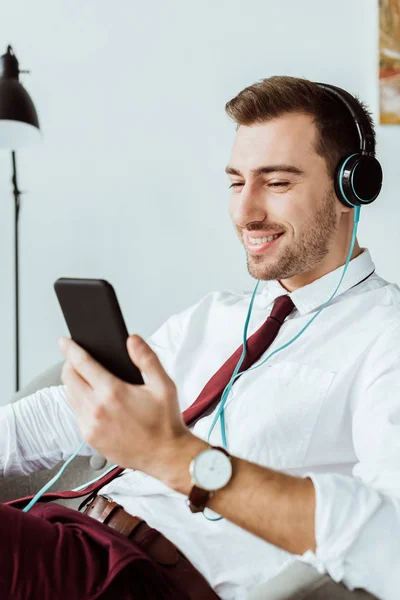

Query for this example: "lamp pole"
[12,151,21,391]
[0,45,41,392]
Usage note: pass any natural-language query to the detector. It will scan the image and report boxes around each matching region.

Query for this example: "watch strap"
[187,486,211,513]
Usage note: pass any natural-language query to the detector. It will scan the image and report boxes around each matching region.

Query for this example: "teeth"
[249,234,281,245]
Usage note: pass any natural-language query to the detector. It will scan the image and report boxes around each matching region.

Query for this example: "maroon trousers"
[0,502,189,600]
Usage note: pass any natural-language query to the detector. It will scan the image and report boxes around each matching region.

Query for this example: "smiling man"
[1,76,400,600]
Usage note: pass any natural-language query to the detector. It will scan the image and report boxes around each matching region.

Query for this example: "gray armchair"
[0,363,378,600]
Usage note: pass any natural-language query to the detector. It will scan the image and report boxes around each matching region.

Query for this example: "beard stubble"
[244,190,338,281]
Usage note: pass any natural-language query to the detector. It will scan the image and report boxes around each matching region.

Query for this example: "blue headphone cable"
[203,206,361,520]
[207,206,361,449]
[23,207,361,515]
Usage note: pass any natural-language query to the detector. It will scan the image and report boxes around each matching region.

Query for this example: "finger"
[127,335,173,396]
[59,337,114,388]
[61,360,92,413]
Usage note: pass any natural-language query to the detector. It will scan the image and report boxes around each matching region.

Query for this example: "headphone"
[316,82,383,209]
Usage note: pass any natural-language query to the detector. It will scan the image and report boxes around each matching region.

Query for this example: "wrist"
[162,433,209,495]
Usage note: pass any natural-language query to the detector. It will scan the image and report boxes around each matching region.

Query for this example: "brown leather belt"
[83,495,220,600]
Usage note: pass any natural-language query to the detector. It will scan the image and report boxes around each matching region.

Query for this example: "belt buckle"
[101,494,113,503]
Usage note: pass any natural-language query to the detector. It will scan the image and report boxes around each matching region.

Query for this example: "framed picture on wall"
[380,0,400,124]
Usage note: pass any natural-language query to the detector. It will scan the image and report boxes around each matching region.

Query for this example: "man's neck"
[279,241,363,293]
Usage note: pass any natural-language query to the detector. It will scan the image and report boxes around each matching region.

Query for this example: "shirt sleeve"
[0,385,95,477]
[298,322,400,600]
[300,473,400,600]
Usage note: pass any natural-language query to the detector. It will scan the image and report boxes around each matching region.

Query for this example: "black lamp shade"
[0,46,40,149]
[0,79,40,128]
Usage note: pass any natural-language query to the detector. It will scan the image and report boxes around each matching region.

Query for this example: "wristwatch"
[187,446,233,513]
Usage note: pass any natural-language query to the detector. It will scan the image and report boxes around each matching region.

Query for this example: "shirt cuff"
[296,472,382,584]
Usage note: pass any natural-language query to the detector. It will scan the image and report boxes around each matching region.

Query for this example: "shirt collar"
[259,248,375,315]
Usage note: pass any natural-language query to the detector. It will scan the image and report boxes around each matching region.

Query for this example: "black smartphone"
[54,277,144,385]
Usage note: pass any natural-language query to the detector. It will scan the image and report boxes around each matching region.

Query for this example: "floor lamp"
[0,46,41,391]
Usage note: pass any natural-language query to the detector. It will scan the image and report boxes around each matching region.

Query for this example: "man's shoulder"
[184,287,256,313]
[355,272,400,354]
[168,287,258,331]
[364,271,400,314]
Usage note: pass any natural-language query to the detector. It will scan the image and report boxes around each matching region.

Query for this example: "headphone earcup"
[335,154,383,208]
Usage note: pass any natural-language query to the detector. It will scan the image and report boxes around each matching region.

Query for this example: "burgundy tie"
[7,294,294,508]
[182,294,295,425]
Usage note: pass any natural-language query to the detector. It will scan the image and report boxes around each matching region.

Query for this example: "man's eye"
[229,182,243,188]
[270,181,289,187]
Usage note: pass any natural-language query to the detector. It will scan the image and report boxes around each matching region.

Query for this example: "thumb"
[127,334,173,394]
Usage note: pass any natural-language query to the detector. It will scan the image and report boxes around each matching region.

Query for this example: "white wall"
[0,0,397,403]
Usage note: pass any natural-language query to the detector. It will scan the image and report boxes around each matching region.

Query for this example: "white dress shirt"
[1,248,400,600]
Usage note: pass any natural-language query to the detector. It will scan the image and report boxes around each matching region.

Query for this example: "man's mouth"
[244,232,284,254]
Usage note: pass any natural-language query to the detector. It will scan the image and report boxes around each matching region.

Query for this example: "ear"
[339,202,352,215]
[333,190,352,215]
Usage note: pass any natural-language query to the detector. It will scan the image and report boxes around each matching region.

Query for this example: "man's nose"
[231,183,267,228]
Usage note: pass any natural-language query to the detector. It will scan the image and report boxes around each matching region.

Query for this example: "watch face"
[191,448,232,491]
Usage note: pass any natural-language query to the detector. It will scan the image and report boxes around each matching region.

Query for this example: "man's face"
[226,112,344,284]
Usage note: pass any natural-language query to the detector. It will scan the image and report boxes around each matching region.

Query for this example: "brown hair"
[225,76,375,179]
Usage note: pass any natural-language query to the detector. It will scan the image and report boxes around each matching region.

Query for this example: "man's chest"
[173,308,376,470]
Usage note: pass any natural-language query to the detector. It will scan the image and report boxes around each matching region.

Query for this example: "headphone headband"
[313,82,382,207]
[315,82,375,155]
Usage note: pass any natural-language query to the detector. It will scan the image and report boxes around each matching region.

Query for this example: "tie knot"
[270,294,295,324]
